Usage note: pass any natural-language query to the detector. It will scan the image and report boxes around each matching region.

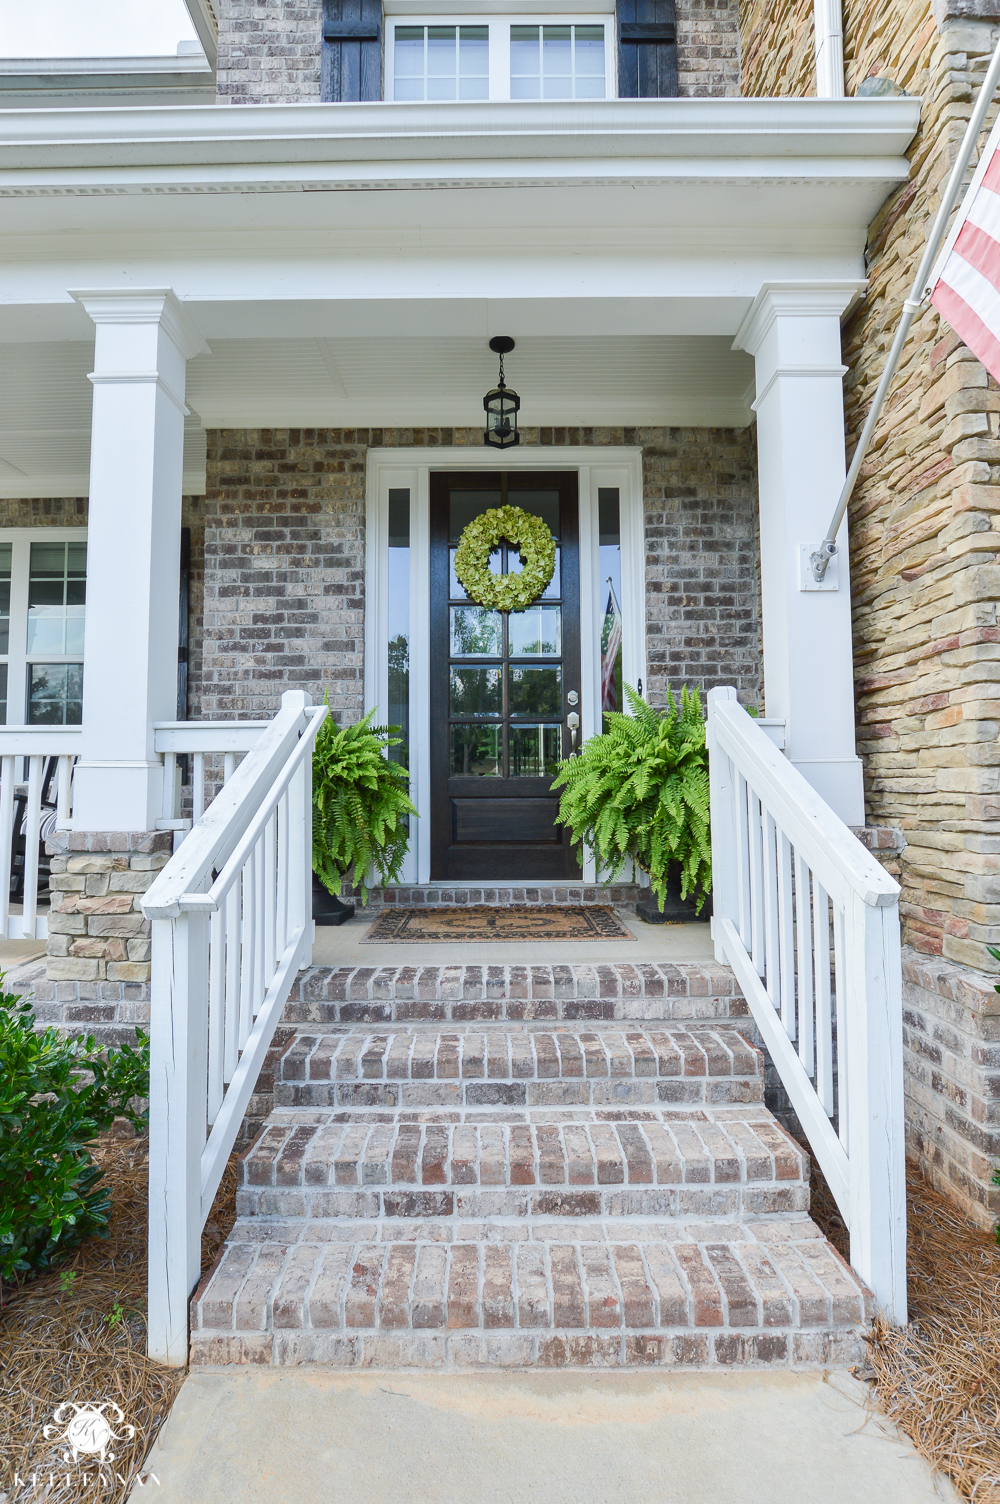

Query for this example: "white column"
[733,282,865,826]
[70,289,209,831]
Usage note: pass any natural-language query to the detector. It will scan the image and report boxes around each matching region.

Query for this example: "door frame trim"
[366,444,646,884]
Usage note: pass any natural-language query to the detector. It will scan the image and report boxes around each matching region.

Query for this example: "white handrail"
[142,690,327,1366]
[707,686,906,1323]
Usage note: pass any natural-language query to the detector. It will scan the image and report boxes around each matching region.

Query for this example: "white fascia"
[0,97,921,194]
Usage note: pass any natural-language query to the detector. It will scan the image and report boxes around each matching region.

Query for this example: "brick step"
[285,962,742,1026]
[235,1106,809,1221]
[347,883,647,911]
[191,1216,870,1370]
[274,1025,764,1110]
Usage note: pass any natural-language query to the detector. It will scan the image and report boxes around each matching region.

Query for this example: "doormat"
[361,905,635,944]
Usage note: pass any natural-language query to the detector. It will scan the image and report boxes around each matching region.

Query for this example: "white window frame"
[366,447,645,884]
[385,14,616,102]
[0,528,87,728]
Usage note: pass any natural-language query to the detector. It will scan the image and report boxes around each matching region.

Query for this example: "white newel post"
[733,283,865,826]
[707,686,740,966]
[70,289,210,832]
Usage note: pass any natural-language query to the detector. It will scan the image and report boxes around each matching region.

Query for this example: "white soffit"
[0,334,755,495]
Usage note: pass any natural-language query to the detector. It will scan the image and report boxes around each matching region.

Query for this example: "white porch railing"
[141,690,327,1365]
[0,727,80,939]
[154,718,269,835]
[707,686,906,1322]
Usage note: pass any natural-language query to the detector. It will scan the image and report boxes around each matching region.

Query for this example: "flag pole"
[809,35,1000,582]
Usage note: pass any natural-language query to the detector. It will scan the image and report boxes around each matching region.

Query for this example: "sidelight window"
[0,531,86,726]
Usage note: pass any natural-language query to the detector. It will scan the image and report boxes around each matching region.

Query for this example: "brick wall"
[196,425,762,726]
[215,0,740,104]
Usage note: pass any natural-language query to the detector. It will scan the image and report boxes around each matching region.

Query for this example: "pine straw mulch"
[0,1129,240,1504]
[807,1150,1000,1503]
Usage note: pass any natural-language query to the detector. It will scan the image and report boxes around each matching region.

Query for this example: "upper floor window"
[510,24,606,99]
[387,15,612,102]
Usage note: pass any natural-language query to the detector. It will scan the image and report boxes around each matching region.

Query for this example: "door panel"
[430,471,582,880]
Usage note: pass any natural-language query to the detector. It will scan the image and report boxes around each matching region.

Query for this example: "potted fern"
[552,684,711,919]
[312,705,418,924]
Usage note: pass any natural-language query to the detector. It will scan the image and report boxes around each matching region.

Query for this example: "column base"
[29,829,172,1046]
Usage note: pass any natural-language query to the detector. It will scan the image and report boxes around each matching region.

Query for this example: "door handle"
[566,711,580,753]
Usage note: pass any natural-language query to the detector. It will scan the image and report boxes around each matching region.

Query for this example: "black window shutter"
[321,0,383,102]
[616,0,677,98]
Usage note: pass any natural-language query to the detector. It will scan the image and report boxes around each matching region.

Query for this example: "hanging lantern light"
[483,336,520,449]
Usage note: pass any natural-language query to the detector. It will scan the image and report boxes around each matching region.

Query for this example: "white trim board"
[365,445,645,885]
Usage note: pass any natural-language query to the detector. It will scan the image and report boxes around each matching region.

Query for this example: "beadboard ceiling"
[0,335,755,496]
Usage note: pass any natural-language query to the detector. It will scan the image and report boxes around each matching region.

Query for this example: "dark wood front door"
[430,471,582,880]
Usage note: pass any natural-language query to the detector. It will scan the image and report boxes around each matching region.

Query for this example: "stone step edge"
[290,962,742,1006]
[190,1326,865,1370]
[340,884,648,912]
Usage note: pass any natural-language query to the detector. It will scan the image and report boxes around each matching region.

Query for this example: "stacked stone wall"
[198,425,762,726]
[30,831,172,1048]
[741,0,1000,1223]
[214,0,740,104]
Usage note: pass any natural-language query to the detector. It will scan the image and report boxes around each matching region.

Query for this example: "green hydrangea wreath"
[453,505,556,613]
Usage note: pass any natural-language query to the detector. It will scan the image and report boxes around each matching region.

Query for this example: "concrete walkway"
[133,1369,956,1503]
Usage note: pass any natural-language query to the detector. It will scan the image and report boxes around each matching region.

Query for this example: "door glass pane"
[450,724,501,777]
[510,724,561,777]
[388,489,410,772]
[394,24,488,101]
[599,488,623,721]
[28,662,83,725]
[0,543,11,657]
[451,667,501,717]
[509,664,561,718]
[451,606,502,657]
[510,24,605,100]
[449,490,502,541]
[27,540,87,655]
[509,604,561,657]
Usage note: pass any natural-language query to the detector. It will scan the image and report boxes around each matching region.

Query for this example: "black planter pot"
[635,865,711,924]
[312,875,356,926]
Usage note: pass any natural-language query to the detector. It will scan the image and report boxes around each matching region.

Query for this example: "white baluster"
[56,755,73,829]
[794,850,815,1077]
[224,880,240,1084]
[748,790,765,977]
[0,756,14,940]
[762,809,780,1007]
[207,906,225,1125]
[814,877,834,1116]
[833,901,848,1148]
[777,830,795,1036]
[193,752,206,822]
[21,755,42,938]
[161,751,177,825]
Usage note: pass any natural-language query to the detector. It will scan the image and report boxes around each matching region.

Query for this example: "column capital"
[69,287,211,361]
[732,280,867,357]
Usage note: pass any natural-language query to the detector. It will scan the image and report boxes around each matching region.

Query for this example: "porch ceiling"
[0,333,755,496]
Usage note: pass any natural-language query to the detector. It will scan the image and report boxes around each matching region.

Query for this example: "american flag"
[930,111,1000,380]
[601,582,622,713]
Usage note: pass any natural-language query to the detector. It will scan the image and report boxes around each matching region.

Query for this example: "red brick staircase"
[192,964,870,1369]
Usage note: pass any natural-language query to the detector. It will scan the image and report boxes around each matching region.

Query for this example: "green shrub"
[0,984,149,1284]
[313,702,418,904]
[552,684,711,913]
